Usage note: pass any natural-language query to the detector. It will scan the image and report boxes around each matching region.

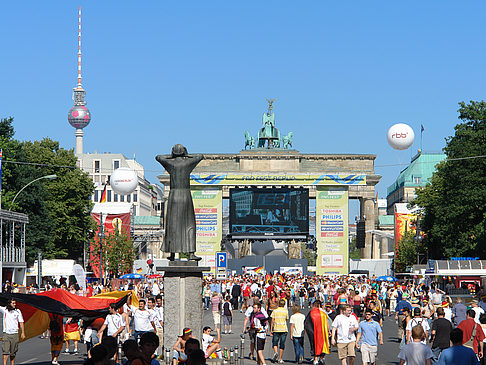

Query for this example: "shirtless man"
[173,328,194,365]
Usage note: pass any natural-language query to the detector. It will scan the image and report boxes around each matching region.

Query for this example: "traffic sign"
[216,252,227,268]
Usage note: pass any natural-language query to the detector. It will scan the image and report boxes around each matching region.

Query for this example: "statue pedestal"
[163,263,209,350]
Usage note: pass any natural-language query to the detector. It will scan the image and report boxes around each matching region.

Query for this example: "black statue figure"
[156,144,204,261]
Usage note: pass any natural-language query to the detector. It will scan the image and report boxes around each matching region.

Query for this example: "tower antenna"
[77,6,82,89]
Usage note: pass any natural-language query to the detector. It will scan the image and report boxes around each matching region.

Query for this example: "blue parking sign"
[216,252,227,268]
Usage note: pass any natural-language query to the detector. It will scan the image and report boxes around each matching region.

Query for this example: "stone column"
[360,198,375,259]
[163,264,209,350]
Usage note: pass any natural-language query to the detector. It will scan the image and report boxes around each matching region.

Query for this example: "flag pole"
[420,124,424,153]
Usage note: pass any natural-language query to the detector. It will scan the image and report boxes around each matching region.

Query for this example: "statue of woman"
[156,144,203,261]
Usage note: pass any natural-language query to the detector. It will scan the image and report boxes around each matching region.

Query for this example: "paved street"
[11,307,402,365]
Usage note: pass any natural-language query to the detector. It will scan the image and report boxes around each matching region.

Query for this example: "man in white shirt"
[98,303,127,363]
[130,298,155,341]
[470,300,485,323]
[406,307,430,344]
[331,304,358,365]
[0,299,25,365]
[149,296,164,357]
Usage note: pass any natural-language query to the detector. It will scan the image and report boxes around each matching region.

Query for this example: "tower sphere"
[68,105,91,129]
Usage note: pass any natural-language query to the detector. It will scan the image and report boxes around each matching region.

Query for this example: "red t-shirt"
[266,285,274,297]
[243,286,251,298]
[458,318,485,353]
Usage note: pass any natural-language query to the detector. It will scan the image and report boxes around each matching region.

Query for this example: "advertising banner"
[316,186,349,275]
[394,213,416,249]
[190,174,366,186]
[192,187,222,271]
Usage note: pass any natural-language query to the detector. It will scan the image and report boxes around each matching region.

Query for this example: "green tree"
[301,242,316,266]
[92,232,135,278]
[349,237,361,260]
[394,232,423,273]
[413,101,486,258]
[0,117,95,264]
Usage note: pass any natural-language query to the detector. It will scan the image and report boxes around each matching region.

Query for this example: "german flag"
[304,307,330,356]
[254,266,264,274]
[0,288,129,342]
[100,183,107,203]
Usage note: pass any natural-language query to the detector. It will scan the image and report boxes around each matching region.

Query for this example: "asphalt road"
[11,307,402,365]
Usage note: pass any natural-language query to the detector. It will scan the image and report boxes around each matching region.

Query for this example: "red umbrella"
[146,274,163,279]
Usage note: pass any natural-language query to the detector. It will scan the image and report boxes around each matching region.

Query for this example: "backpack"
[255,289,262,298]
[464,324,477,349]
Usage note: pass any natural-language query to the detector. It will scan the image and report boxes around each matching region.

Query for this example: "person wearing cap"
[406,307,430,344]
[442,300,452,323]
[172,328,195,365]
[471,299,485,324]
[356,308,383,365]
[395,293,412,341]
[479,295,486,312]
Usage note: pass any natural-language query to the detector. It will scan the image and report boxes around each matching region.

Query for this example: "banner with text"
[316,186,349,275]
[190,174,366,186]
[192,187,222,272]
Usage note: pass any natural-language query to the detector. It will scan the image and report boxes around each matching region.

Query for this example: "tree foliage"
[91,232,135,278]
[413,101,486,258]
[394,232,422,273]
[0,117,95,264]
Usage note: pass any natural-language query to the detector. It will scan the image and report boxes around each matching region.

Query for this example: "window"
[133,206,137,216]
[120,195,124,202]
[127,194,131,203]
[133,193,138,202]
[413,177,422,185]
[94,190,99,202]
[94,160,100,173]
[107,190,112,202]
[114,193,118,202]
[113,160,120,170]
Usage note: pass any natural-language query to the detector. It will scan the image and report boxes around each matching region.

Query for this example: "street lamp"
[9,174,57,211]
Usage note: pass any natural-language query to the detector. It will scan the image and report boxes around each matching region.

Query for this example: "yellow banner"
[190,174,366,186]
[192,187,223,272]
[316,187,349,275]
[394,213,417,248]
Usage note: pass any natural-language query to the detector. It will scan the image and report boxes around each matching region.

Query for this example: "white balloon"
[111,167,138,195]
[387,123,415,150]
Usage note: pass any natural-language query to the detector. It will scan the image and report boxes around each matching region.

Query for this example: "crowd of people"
[2,274,486,365]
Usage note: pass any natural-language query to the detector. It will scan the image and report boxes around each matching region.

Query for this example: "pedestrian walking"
[211,292,222,329]
[398,325,433,365]
[243,301,269,361]
[63,317,80,354]
[356,308,383,365]
[395,293,413,341]
[332,304,359,365]
[437,328,479,365]
[222,295,233,334]
[289,305,305,364]
[304,300,331,365]
[457,309,485,358]
[430,307,452,364]
[0,299,25,365]
[270,299,289,363]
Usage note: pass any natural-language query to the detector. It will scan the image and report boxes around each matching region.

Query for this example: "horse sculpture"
[283,132,293,149]
[244,131,255,149]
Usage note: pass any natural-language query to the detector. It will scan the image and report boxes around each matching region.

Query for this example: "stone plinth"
[163,263,209,350]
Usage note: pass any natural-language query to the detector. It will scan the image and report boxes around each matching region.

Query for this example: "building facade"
[387,152,446,214]
[78,153,155,216]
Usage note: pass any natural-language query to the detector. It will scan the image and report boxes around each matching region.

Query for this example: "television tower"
[68,6,91,155]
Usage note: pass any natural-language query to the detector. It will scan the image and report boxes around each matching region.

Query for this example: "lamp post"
[9,174,57,211]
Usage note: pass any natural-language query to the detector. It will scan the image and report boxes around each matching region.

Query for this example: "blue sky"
[1,1,485,203]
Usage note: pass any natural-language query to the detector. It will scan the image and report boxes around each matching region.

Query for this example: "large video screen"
[229,188,309,235]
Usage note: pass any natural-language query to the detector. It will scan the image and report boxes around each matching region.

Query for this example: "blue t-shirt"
[358,320,382,346]
[395,300,412,314]
[437,345,479,365]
